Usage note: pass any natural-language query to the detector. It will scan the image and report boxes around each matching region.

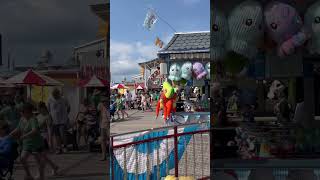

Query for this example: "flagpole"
[149,8,177,33]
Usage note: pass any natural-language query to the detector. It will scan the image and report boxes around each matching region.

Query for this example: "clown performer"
[155,82,174,122]
[155,81,178,125]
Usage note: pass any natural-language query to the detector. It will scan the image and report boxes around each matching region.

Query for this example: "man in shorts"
[47,89,70,154]
[97,96,109,161]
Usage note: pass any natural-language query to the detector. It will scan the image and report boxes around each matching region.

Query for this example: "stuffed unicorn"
[181,62,193,80]
[193,62,207,80]
[168,63,181,81]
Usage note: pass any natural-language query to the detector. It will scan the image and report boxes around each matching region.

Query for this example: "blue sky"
[110,0,210,82]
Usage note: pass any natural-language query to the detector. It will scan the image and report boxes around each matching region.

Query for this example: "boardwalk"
[13,109,210,179]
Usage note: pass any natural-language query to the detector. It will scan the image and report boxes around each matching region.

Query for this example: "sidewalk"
[110,109,165,135]
[13,151,108,180]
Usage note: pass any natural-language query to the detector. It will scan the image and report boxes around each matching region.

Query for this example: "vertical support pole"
[135,150,139,180]
[174,126,179,178]
[166,138,169,175]
[146,142,150,180]
[193,134,196,177]
[110,137,114,180]
[144,64,147,91]
[201,133,204,177]
[184,137,188,176]
[124,147,127,180]
[157,140,160,180]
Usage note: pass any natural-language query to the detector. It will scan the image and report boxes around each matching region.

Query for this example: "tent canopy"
[5,69,63,86]
[111,84,128,89]
[79,75,107,87]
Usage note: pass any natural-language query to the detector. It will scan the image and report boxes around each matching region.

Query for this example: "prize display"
[227,0,263,59]
[181,62,193,80]
[305,1,320,55]
[264,1,309,57]
[211,9,229,61]
[168,63,182,82]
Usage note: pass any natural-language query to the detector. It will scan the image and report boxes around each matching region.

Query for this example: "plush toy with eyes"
[181,62,193,80]
[211,9,229,61]
[193,62,207,80]
[305,1,320,55]
[265,1,309,57]
[205,62,210,79]
[168,63,181,81]
[227,0,263,59]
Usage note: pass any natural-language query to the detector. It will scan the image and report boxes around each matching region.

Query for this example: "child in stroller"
[0,121,18,180]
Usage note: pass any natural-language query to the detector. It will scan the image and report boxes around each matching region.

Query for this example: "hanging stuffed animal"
[205,62,210,79]
[193,62,207,80]
[264,1,309,57]
[211,9,229,61]
[227,0,264,59]
[168,63,182,81]
[305,1,320,55]
[181,62,193,80]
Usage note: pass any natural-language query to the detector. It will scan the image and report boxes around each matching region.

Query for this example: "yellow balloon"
[163,81,174,99]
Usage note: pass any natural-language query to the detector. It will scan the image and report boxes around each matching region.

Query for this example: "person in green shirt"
[115,94,128,120]
[10,103,45,180]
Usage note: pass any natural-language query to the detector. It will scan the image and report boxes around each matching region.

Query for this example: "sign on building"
[79,51,107,79]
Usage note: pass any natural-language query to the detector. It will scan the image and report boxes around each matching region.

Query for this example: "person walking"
[37,102,60,176]
[141,93,147,112]
[10,103,45,180]
[47,89,70,154]
[97,97,109,161]
[116,94,128,120]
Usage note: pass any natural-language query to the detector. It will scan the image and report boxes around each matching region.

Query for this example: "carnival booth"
[211,0,320,179]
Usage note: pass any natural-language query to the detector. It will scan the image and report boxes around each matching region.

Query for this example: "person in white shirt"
[141,93,146,112]
[47,89,70,154]
[125,90,132,109]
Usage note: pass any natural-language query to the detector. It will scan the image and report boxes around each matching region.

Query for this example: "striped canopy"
[79,75,108,87]
[4,69,63,86]
[111,84,128,89]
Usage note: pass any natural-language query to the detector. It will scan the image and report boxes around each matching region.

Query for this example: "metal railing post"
[157,140,160,180]
[174,126,179,178]
[124,147,127,179]
[110,136,114,180]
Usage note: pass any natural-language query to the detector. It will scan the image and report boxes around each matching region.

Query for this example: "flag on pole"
[143,9,158,30]
[155,37,164,48]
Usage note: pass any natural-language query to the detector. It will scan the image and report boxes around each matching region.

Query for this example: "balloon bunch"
[168,62,210,83]
[155,81,178,123]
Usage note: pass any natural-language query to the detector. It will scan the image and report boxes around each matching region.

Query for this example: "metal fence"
[110,122,210,180]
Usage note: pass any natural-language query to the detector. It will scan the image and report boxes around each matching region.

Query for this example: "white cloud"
[110,40,158,82]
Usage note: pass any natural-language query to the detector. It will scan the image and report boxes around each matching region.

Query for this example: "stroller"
[0,141,19,180]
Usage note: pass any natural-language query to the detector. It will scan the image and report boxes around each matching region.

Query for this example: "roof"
[138,58,163,70]
[158,31,210,54]
[74,39,105,50]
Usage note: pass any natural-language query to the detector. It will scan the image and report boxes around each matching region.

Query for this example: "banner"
[111,125,200,179]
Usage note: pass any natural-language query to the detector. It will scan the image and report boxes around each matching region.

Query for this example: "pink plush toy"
[193,62,207,80]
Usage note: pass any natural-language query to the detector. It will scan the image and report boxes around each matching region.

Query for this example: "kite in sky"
[143,8,158,30]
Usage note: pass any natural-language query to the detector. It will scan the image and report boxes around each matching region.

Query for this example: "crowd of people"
[0,88,110,180]
[109,90,160,121]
